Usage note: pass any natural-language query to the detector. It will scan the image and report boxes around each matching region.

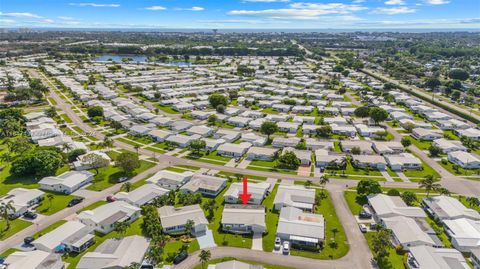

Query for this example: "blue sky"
[0,0,479,29]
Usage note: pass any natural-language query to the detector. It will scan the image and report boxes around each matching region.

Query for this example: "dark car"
[68,197,84,207]
[106,196,117,203]
[173,251,188,264]
[140,264,154,269]
[359,211,372,219]
[24,236,35,245]
[23,211,38,220]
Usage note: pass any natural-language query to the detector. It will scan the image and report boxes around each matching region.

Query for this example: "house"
[443,218,480,253]
[148,129,173,142]
[372,141,404,155]
[224,182,271,205]
[412,128,443,141]
[76,235,149,269]
[293,116,315,124]
[302,124,318,135]
[0,188,44,218]
[114,184,169,207]
[159,204,208,234]
[3,250,65,269]
[146,170,194,190]
[447,151,480,169]
[217,142,251,157]
[186,125,214,137]
[282,147,311,165]
[390,111,413,121]
[221,204,266,234]
[246,147,278,161]
[277,122,300,133]
[276,207,324,248]
[340,141,374,154]
[425,111,451,122]
[180,174,228,197]
[292,105,314,114]
[173,102,194,112]
[385,153,422,171]
[202,138,225,151]
[33,221,94,253]
[39,171,94,194]
[274,185,316,212]
[241,133,267,146]
[355,124,385,138]
[381,216,437,250]
[324,116,348,126]
[272,104,292,112]
[314,149,344,168]
[399,119,432,130]
[214,129,241,142]
[37,135,73,148]
[351,155,387,170]
[207,261,264,269]
[129,124,151,136]
[472,249,480,269]
[78,201,141,234]
[73,151,111,171]
[305,139,333,151]
[170,121,193,132]
[165,134,201,148]
[422,196,480,221]
[456,128,480,141]
[406,245,469,269]
[272,137,300,148]
[228,116,251,127]
[368,194,426,222]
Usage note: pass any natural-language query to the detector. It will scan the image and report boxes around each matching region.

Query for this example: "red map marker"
[239,176,251,205]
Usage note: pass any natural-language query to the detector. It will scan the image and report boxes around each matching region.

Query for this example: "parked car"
[23,211,38,220]
[274,237,282,250]
[68,197,84,207]
[370,223,378,230]
[359,224,367,233]
[24,236,34,245]
[359,211,372,219]
[118,177,128,183]
[173,251,188,264]
[106,196,117,202]
[282,241,290,255]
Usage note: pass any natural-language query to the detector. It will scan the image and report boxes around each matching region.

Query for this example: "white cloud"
[243,0,290,2]
[385,0,405,5]
[0,19,16,24]
[228,3,367,20]
[69,3,120,8]
[145,6,167,11]
[0,12,42,18]
[352,0,365,3]
[424,0,450,4]
[39,19,55,24]
[58,16,75,20]
[175,6,205,11]
[373,6,416,14]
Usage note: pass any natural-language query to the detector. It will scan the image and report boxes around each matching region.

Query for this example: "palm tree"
[199,250,211,269]
[466,197,480,208]
[304,180,312,188]
[340,156,348,175]
[184,219,195,236]
[146,244,163,265]
[124,262,141,269]
[46,193,54,209]
[113,221,129,237]
[62,143,72,152]
[0,201,15,231]
[134,145,140,156]
[121,182,132,192]
[319,175,330,194]
[419,175,440,198]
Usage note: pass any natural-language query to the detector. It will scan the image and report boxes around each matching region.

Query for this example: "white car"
[282,241,290,255]
[359,224,367,233]
[274,237,282,250]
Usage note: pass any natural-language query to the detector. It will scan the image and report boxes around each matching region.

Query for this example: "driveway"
[380,170,394,182]
[297,165,311,176]
[196,229,216,249]
[252,232,263,250]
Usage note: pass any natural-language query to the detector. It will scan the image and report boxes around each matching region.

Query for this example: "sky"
[0,0,479,29]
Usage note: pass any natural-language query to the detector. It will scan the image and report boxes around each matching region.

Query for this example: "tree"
[0,201,15,231]
[11,149,63,177]
[451,90,461,100]
[401,137,412,147]
[319,175,329,195]
[207,114,217,125]
[121,182,132,192]
[466,197,480,208]
[87,106,104,119]
[67,148,86,162]
[356,179,381,197]
[401,191,418,206]
[184,219,195,235]
[208,93,228,109]
[260,121,278,140]
[216,104,225,113]
[83,153,109,175]
[6,136,31,154]
[113,221,129,237]
[277,151,300,170]
[372,228,392,258]
[110,121,123,132]
[424,78,441,90]
[115,152,140,175]
[315,125,332,138]
[199,250,211,269]
[428,145,442,157]
[351,146,361,155]
[386,189,400,196]
[448,69,469,81]
[354,106,370,118]
[146,244,164,265]
[369,107,389,125]
[189,139,206,155]
[46,193,54,209]
[419,175,440,197]
[125,262,141,269]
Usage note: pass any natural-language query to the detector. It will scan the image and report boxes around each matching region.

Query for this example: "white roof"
[78,201,140,225]
[146,170,194,185]
[382,216,435,246]
[221,204,266,227]
[368,194,426,219]
[423,196,480,221]
[159,204,208,228]
[274,185,316,210]
[277,207,324,241]
[4,250,64,269]
[114,184,169,206]
[33,221,92,251]
[224,182,271,201]
[409,245,469,269]
[39,170,94,189]
[443,218,480,249]
[0,188,44,212]
[180,174,227,193]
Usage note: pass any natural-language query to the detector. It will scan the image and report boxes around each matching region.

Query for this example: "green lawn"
[192,257,296,269]
[154,104,181,114]
[126,134,154,145]
[0,219,32,240]
[60,113,73,123]
[438,160,480,177]
[364,232,405,269]
[247,160,298,175]
[185,151,232,165]
[162,239,200,264]
[262,184,279,252]
[203,182,253,249]
[116,137,145,147]
[406,136,431,150]
[86,159,155,191]
[344,191,367,215]
[290,190,349,260]
[402,152,440,179]
[34,192,78,215]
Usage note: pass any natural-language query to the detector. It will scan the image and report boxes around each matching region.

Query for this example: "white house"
[224,182,271,205]
[385,153,422,171]
[148,129,173,142]
[0,188,44,218]
[114,184,169,207]
[276,207,324,248]
[412,128,443,141]
[246,147,278,161]
[422,196,480,222]
[274,185,316,212]
[217,142,252,157]
[39,171,94,194]
[447,151,480,169]
[381,216,437,250]
[368,194,426,222]
[78,201,141,234]
[73,151,111,171]
[146,170,194,190]
[351,155,387,170]
[33,221,94,253]
[272,137,300,148]
[159,204,208,234]
[180,174,228,197]
[221,204,266,234]
[443,218,480,253]
[406,245,469,269]
[3,250,65,269]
